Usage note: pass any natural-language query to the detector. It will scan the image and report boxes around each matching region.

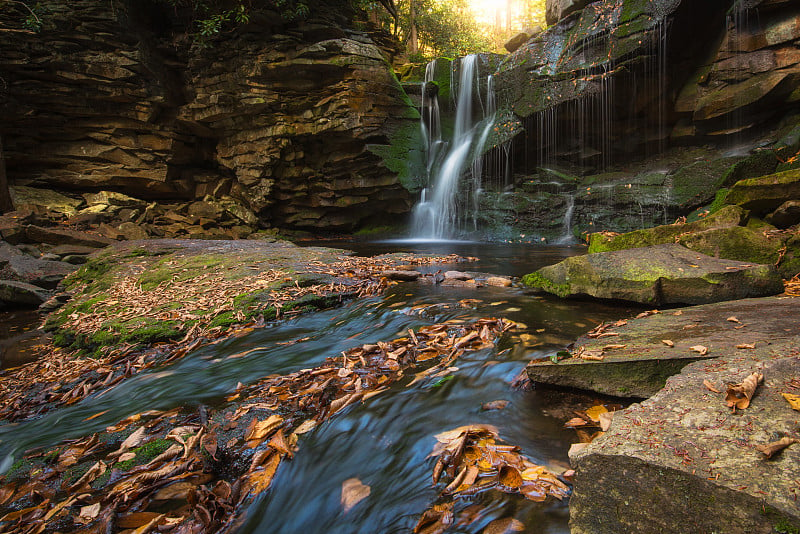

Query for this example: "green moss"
[74,295,108,313]
[209,311,236,329]
[121,321,183,345]
[65,254,115,291]
[761,506,800,534]
[115,439,173,471]
[521,271,571,298]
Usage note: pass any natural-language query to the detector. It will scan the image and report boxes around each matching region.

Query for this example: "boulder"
[588,205,748,253]
[380,270,420,281]
[522,244,784,305]
[486,276,513,287]
[444,270,472,280]
[0,280,51,307]
[0,242,76,288]
[83,191,146,209]
[725,168,800,215]
[117,222,149,241]
[9,186,82,217]
[504,32,530,53]
[765,200,800,228]
[546,0,591,25]
[569,318,800,533]
[25,225,115,248]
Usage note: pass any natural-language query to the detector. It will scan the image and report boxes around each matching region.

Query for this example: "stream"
[0,242,639,533]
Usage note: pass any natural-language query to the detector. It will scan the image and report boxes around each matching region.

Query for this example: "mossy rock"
[725,168,800,216]
[522,243,783,306]
[669,157,744,210]
[587,205,748,253]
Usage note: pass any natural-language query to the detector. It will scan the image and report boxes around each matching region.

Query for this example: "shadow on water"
[0,243,635,532]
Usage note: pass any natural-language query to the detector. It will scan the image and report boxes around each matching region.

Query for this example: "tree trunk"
[409,0,418,54]
[0,136,13,214]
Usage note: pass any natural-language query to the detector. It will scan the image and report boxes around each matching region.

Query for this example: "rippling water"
[0,243,637,532]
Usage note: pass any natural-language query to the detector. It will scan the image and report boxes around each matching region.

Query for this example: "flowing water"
[0,243,638,532]
[411,56,497,240]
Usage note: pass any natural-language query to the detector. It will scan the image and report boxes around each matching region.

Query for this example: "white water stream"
[411,55,496,240]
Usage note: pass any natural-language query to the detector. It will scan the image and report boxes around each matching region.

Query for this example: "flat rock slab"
[0,280,51,307]
[523,243,784,306]
[528,297,800,397]
[569,327,800,533]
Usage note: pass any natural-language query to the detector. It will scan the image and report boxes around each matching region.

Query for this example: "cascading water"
[410,55,496,240]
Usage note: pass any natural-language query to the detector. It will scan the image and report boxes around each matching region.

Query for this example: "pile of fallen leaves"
[0,317,512,534]
[414,425,569,534]
[0,254,470,423]
[784,273,800,297]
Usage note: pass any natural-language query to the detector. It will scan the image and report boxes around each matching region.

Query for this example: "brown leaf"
[690,345,708,356]
[661,339,674,347]
[245,414,284,448]
[736,343,755,350]
[564,417,589,428]
[267,429,294,457]
[726,316,740,323]
[703,380,721,394]
[598,411,614,432]
[77,502,101,523]
[782,393,800,411]
[725,372,763,410]
[757,437,800,458]
[152,481,196,501]
[481,400,509,411]
[245,453,281,494]
[483,517,525,534]
[117,512,166,529]
[498,465,523,488]
[341,478,371,513]
[601,344,626,350]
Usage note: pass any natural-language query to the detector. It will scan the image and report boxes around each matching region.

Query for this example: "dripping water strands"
[411,55,497,240]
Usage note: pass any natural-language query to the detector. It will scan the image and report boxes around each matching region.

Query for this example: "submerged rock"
[522,243,784,305]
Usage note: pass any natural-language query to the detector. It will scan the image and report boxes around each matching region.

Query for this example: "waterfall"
[554,193,576,244]
[410,55,496,240]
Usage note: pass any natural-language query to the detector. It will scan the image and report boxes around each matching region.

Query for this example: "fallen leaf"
[598,411,614,432]
[703,380,721,393]
[78,502,101,522]
[662,340,674,347]
[584,405,608,422]
[152,481,196,501]
[482,400,509,411]
[690,345,708,356]
[483,517,525,534]
[245,414,284,448]
[499,465,523,488]
[564,417,589,428]
[782,393,800,411]
[568,443,589,457]
[117,512,165,529]
[341,478,370,513]
[601,344,626,350]
[725,372,763,411]
[757,437,800,459]
[736,343,755,350]
[293,419,317,434]
[726,316,740,323]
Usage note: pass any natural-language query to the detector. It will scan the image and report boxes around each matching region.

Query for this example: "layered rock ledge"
[569,321,800,533]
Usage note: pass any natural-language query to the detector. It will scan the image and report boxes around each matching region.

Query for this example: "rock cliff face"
[479,0,800,241]
[0,0,416,231]
[493,0,800,168]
